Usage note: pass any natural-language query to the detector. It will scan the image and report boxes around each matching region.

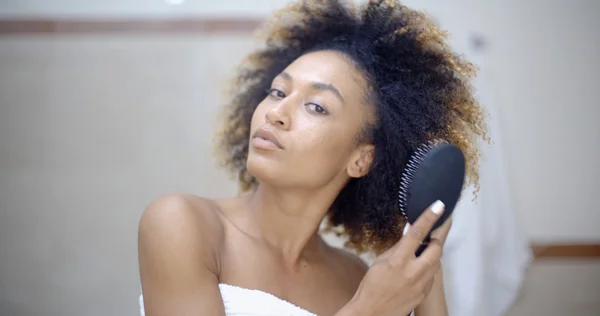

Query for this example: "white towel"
[139,284,317,316]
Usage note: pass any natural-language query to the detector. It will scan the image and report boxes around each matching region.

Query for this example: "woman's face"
[247,50,375,190]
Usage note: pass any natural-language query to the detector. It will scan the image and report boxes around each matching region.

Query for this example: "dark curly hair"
[214,0,488,255]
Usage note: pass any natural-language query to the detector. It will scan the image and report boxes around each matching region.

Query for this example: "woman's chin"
[246,156,282,183]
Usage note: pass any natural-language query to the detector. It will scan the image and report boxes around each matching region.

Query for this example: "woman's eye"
[306,103,327,115]
[266,88,286,99]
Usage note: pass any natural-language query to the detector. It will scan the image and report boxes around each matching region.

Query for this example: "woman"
[138,0,487,315]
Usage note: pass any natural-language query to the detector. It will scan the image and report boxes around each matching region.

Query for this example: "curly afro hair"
[214,0,488,255]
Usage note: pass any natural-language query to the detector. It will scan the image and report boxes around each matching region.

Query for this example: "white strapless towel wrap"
[139,283,318,316]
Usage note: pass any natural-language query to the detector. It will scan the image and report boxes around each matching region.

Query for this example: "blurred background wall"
[0,0,598,315]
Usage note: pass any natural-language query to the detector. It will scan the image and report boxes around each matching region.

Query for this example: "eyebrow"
[278,72,345,102]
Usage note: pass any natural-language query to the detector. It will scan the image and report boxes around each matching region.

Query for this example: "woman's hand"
[336,200,452,316]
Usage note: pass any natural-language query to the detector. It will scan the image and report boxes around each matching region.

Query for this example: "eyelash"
[266,88,286,99]
[265,88,328,115]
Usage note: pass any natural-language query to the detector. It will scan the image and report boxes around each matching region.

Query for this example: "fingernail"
[402,223,411,236]
[431,200,445,215]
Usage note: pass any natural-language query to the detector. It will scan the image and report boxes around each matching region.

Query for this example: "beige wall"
[0,0,294,18]
[0,0,598,315]
[0,35,250,315]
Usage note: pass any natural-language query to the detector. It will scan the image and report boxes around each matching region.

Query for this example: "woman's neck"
[246,182,339,265]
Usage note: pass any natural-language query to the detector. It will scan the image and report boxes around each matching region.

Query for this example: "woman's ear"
[347,144,375,178]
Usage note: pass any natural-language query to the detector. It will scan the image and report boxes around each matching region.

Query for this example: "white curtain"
[441,34,533,316]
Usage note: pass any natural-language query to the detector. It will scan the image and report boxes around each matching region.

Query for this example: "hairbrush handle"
[415,236,431,257]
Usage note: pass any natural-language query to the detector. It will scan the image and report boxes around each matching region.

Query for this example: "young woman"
[138,1,487,315]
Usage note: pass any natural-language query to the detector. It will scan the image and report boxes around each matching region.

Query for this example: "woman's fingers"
[415,237,443,270]
[397,200,446,254]
[430,216,452,245]
[415,217,452,273]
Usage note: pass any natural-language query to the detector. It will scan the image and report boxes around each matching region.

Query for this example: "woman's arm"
[413,215,452,316]
[138,195,226,316]
[413,263,449,316]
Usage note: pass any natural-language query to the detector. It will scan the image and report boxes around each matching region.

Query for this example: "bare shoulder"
[327,244,369,286]
[140,194,225,229]
[138,194,226,274]
[332,246,369,272]
[138,194,228,315]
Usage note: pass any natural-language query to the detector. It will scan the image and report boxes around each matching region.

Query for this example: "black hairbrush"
[398,140,466,256]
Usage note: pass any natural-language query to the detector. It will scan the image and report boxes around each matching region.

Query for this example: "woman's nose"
[265,102,291,130]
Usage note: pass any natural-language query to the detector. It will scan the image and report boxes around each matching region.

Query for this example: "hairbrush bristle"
[398,139,448,219]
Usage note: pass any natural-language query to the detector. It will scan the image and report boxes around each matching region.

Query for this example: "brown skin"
[138,50,451,316]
